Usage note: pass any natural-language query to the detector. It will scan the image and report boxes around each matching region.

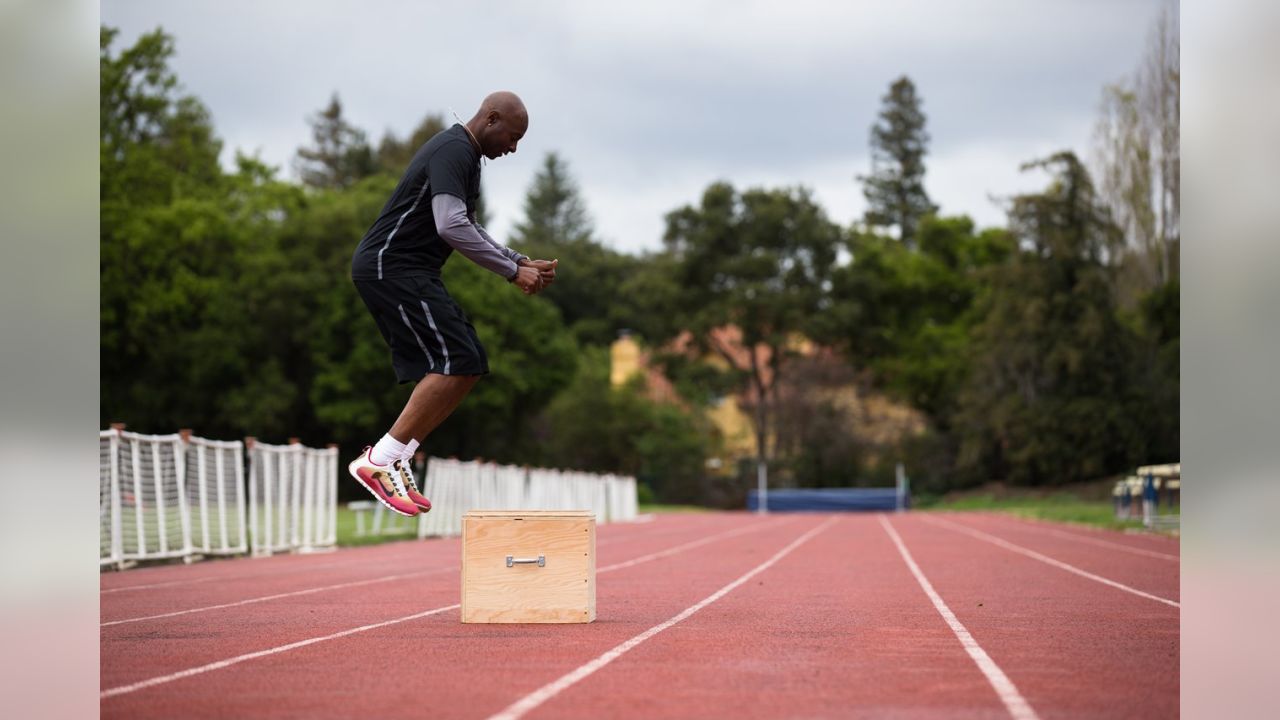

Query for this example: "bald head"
[467,91,528,160]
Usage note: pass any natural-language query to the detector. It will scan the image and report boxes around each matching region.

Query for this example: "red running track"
[100,511,1178,719]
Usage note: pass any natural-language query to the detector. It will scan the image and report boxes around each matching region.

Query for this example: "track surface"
[101,512,1179,719]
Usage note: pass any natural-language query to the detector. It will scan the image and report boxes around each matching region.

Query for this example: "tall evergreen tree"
[510,152,633,346]
[294,93,376,190]
[512,152,594,247]
[859,76,937,246]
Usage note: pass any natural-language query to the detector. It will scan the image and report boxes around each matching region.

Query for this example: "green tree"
[858,76,937,245]
[295,93,377,190]
[953,152,1141,485]
[611,251,686,344]
[663,182,841,505]
[376,113,447,175]
[820,216,1014,419]
[539,348,718,505]
[509,152,637,346]
[101,25,248,433]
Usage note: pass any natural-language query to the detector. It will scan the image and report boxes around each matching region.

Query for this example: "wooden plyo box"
[461,510,596,623]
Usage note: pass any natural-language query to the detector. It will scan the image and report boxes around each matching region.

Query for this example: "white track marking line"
[101,568,453,627]
[879,515,1040,720]
[100,603,461,699]
[965,513,1179,561]
[485,517,838,720]
[102,517,786,699]
[102,575,222,594]
[598,517,794,572]
[103,520,785,627]
[100,554,441,594]
[920,515,1180,608]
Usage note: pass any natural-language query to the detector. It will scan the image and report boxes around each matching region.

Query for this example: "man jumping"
[347,91,556,516]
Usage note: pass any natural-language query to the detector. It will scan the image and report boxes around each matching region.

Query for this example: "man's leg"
[350,373,478,517]
[385,373,478,513]
[389,373,480,444]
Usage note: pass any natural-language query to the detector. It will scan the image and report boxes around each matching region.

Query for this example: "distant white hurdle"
[417,457,639,539]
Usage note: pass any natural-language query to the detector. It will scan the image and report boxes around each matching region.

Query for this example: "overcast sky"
[102,0,1168,254]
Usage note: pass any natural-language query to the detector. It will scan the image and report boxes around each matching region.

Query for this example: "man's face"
[483,112,528,160]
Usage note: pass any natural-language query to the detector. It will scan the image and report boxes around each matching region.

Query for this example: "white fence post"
[174,432,193,560]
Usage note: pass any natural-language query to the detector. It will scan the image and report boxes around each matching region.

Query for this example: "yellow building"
[609,330,926,476]
[609,331,761,474]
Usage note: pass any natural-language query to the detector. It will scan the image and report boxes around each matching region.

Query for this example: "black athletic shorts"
[353,275,489,383]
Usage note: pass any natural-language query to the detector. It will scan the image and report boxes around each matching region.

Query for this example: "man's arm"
[472,214,559,286]
[433,194,542,292]
[472,217,528,266]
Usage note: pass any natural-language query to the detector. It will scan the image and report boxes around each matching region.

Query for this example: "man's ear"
[487,110,500,127]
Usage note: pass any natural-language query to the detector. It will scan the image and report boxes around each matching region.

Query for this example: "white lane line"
[100,603,461,699]
[102,575,221,594]
[879,515,1040,720]
[100,555,441,594]
[103,520,783,627]
[485,517,838,720]
[101,568,453,627]
[920,515,1180,608]
[102,517,788,699]
[598,517,794,572]
[968,514,1179,561]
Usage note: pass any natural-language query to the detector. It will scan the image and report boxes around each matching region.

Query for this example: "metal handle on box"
[506,555,545,567]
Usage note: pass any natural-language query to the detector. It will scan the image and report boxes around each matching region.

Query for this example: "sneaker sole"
[348,463,419,518]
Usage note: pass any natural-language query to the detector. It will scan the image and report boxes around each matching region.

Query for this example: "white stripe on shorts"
[419,301,451,375]
[397,304,435,370]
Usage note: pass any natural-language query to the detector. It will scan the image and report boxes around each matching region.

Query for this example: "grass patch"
[335,505,419,547]
[638,503,710,514]
[917,492,1177,532]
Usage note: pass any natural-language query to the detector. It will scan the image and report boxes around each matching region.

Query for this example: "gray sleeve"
[432,194,519,279]
[474,221,529,265]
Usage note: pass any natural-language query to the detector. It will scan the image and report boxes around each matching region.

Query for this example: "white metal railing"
[416,457,639,538]
[99,428,246,569]
[100,428,336,568]
[98,429,190,568]
[247,440,338,556]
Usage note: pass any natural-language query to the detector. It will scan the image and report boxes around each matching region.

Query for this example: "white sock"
[404,438,420,460]
[370,434,408,466]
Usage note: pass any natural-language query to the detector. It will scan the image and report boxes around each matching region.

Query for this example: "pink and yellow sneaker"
[348,447,419,517]
[394,458,432,514]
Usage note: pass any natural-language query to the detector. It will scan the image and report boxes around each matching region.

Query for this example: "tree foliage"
[509,153,638,346]
[859,76,937,245]
[538,348,718,504]
[952,152,1142,484]
[376,113,447,175]
[663,182,842,485]
[295,94,377,190]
